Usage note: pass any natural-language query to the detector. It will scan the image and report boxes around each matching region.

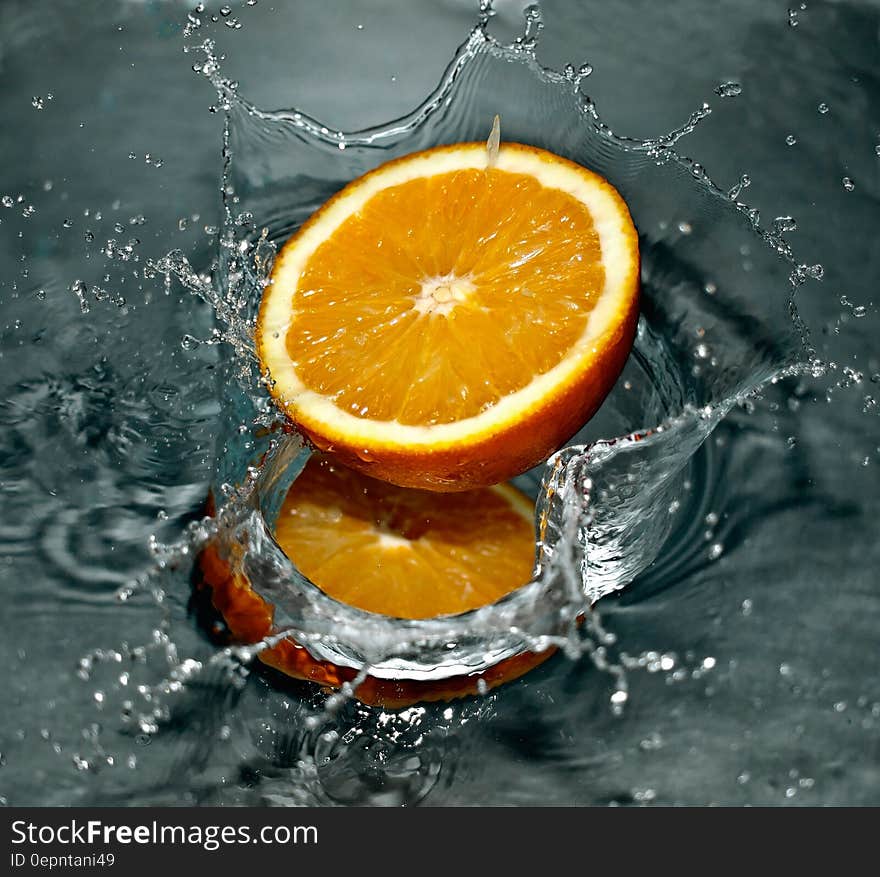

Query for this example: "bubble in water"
[842,176,855,191]
[2,195,15,208]
[788,8,799,26]
[785,134,797,146]
[817,102,829,114]
[708,543,724,561]
[31,96,44,110]
[714,81,742,98]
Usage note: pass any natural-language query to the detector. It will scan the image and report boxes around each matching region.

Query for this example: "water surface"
[1,0,878,805]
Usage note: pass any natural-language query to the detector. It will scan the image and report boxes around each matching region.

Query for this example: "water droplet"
[714,81,742,98]
[727,173,751,200]
[788,8,799,26]
[31,96,44,110]
[842,176,855,191]
[70,279,89,313]
[708,543,724,561]
[3,195,15,208]
[817,102,829,114]
[741,598,754,616]
[773,215,798,233]
[785,134,797,146]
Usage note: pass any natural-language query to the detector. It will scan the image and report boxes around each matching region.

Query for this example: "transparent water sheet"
[192,8,811,682]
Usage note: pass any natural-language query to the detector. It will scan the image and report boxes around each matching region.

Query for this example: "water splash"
[71,1,826,776]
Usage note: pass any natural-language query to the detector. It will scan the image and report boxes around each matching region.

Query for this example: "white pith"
[413,274,477,316]
[259,144,637,450]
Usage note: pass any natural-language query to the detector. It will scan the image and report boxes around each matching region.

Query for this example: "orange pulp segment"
[274,454,535,618]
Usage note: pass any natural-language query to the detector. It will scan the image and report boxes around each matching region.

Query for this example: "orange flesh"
[273,455,536,618]
[285,168,604,426]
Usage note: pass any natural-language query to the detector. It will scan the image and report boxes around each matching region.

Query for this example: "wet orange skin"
[194,536,557,710]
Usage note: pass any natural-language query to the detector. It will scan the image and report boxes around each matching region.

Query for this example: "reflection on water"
[1,0,878,806]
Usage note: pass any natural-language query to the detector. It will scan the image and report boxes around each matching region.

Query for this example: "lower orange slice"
[195,456,555,708]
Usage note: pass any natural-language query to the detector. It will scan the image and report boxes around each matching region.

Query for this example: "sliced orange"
[275,454,534,618]
[194,456,555,707]
[257,141,640,491]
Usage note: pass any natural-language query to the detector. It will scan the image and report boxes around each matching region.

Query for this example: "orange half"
[195,457,555,708]
[257,142,640,491]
